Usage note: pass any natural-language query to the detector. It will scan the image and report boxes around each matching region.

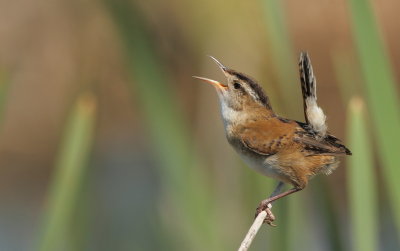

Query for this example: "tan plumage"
[228,114,349,189]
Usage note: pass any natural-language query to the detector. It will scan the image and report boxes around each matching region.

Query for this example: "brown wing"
[234,118,351,157]
[294,121,352,156]
[234,118,297,156]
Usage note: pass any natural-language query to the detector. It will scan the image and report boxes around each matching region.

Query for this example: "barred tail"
[299,52,327,137]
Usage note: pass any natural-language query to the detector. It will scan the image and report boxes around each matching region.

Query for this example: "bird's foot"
[255,200,276,226]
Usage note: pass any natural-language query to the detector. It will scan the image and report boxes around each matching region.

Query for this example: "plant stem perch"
[238,210,269,251]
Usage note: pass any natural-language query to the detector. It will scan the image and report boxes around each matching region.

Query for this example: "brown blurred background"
[0,0,399,250]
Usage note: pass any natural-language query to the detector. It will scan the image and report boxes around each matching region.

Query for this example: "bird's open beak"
[208,56,228,75]
[192,76,228,90]
[193,56,229,90]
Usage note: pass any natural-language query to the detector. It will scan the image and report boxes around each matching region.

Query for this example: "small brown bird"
[194,52,351,225]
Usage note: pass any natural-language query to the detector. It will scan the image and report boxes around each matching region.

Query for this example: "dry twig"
[238,206,274,251]
[238,182,284,251]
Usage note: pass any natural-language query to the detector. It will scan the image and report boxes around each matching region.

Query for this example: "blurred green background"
[0,0,399,250]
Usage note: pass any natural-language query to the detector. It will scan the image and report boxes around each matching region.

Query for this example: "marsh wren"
[194,53,351,225]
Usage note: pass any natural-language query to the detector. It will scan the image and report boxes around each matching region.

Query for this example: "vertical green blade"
[38,93,96,251]
[348,0,400,233]
[260,0,301,118]
[347,97,378,251]
[102,1,218,249]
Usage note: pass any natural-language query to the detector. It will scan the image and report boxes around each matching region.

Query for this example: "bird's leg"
[270,181,285,198]
[256,183,302,225]
[256,182,284,225]
[257,187,302,213]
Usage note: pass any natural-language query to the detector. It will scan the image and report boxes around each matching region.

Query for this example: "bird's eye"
[233,82,241,89]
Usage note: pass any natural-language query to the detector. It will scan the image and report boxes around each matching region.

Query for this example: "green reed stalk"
[347,97,378,251]
[348,0,400,232]
[38,93,96,251]
[103,1,218,249]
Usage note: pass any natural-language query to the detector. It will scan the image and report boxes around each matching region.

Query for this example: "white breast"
[236,150,283,180]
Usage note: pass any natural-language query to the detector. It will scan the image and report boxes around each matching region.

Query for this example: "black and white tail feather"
[299,52,327,138]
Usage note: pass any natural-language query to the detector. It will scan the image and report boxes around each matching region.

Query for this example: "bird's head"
[194,56,272,123]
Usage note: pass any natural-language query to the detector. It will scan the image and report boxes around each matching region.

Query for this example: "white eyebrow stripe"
[242,82,263,104]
